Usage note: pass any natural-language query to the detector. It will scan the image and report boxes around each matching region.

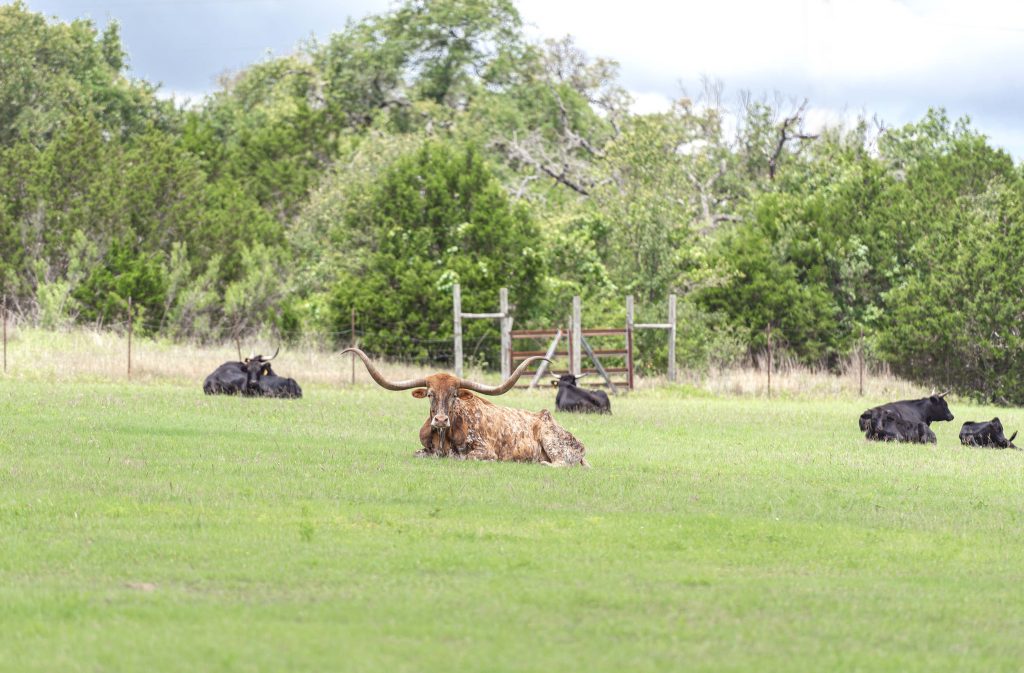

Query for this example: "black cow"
[865,409,937,444]
[258,369,303,399]
[203,361,248,395]
[203,348,281,396]
[551,373,611,414]
[959,418,1018,449]
[858,393,954,431]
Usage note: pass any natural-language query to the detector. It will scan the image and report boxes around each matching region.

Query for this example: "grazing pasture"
[1,379,1023,672]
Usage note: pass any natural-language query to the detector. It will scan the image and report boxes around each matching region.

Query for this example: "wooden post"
[499,287,510,380]
[127,295,133,380]
[766,322,772,399]
[351,308,357,385]
[453,283,463,378]
[667,293,677,383]
[2,295,6,372]
[529,329,562,389]
[625,295,634,391]
[859,327,865,397]
[581,335,618,395]
[571,296,582,376]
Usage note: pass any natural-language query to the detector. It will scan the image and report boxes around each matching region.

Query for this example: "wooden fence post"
[625,295,634,391]
[127,295,133,380]
[667,293,677,383]
[528,329,562,389]
[499,287,510,380]
[571,296,582,376]
[766,322,772,399]
[351,308,357,385]
[2,295,7,374]
[453,283,463,378]
[859,327,865,397]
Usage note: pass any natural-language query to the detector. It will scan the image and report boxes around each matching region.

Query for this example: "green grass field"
[2,379,1023,672]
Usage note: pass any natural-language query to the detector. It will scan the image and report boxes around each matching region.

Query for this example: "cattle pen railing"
[451,286,682,393]
[509,326,633,391]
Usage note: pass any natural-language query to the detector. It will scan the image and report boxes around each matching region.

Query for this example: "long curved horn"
[575,372,589,380]
[550,371,562,380]
[938,389,950,398]
[259,346,280,362]
[459,356,549,396]
[342,347,428,391]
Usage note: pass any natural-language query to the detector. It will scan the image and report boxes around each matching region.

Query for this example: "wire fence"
[0,315,930,401]
[0,304,523,388]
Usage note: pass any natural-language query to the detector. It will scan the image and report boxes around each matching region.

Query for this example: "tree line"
[2,0,1023,402]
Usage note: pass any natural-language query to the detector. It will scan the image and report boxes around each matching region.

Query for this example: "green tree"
[72,238,168,332]
[329,141,543,361]
[878,180,1024,403]
[697,204,840,364]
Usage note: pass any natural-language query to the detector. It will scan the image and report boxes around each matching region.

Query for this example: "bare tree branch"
[768,99,818,180]
[686,159,741,233]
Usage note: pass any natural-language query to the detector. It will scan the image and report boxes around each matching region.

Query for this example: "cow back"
[203,361,247,395]
[259,375,303,399]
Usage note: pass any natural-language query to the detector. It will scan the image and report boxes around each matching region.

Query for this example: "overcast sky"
[20,0,1024,160]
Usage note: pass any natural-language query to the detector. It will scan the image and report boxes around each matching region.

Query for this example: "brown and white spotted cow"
[343,348,590,467]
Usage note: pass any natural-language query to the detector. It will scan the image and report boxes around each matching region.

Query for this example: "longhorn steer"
[552,373,611,414]
[344,348,590,467]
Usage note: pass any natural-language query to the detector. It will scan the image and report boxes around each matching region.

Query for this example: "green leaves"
[4,0,1024,384]
[879,180,1024,402]
[328,140,542,360]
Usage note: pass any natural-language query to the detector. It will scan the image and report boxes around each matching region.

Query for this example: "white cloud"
[628,91,673,115]
[154,88,208,109]
[515,0,1024,159]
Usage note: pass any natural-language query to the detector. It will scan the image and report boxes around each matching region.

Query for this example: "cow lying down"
[552,373,611,414]
[344,348,589,467]
[203,348,302,399]
[959,418,1019,449]
[858,393,954,432]
[864,409,936,444]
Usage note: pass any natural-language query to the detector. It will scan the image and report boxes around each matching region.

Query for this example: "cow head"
[550,372,587,388]
[242,347,278,393]
[929,391,954,422]
[989,418,1017,448]
[411,374,473,435]
[343,348,548,451]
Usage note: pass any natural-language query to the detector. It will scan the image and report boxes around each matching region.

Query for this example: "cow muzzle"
[431,413,450,429]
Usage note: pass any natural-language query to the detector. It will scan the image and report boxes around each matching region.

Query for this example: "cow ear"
[458,390,475,400]
[411,389,428,398]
